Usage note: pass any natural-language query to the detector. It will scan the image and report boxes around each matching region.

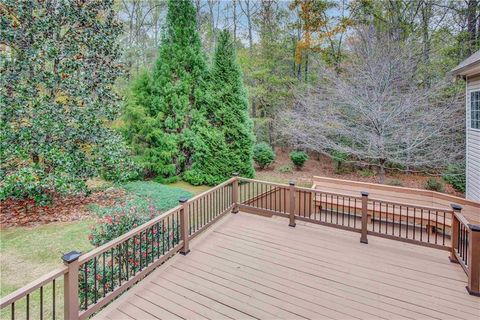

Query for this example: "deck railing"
[0,175,478,320]
[450,204,480,295]
[237,178,452,248]
[0,267,66,319]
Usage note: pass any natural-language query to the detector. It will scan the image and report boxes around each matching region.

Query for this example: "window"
[472,91,480,129]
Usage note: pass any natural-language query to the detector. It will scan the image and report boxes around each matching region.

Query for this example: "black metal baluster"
[125,240,129,281]
[139,231,143,270]
[354,199,357,228]
[110,248,114,291]
[435,210,438,244]
[442,211,446,246]
[52,279,55,320]
[94,256,98,303]
[427,210,430,243]
[39,286,43,320]
[420,209,424,242]
[132,236,136,276]
[167,216,171,250]
[157,222,160,258]
[84,263,88,310]
[413,208,416,240]
[335,196,340,224]
[406,207,409,239]
[391,204,395,236]
[102,252,106,297]
[151,226,154,264]
[26,294,29,320]
[176,211,180,245]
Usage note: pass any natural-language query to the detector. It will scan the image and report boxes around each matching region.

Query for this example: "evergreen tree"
[0,0,137,204]
[123,0,208,182]
[184,30,255,184]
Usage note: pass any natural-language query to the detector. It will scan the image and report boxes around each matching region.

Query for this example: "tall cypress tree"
[123,0,208,181]
[184,30,255,184]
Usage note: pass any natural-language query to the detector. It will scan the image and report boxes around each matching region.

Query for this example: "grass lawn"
[0,179,209,311]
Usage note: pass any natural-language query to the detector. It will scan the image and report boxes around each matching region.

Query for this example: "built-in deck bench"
[312,176,480,234]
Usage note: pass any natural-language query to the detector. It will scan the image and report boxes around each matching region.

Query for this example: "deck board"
[94,212,479,320]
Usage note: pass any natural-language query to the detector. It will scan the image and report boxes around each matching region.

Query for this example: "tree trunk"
[421,1,432,66]
[247,2,253,51]
[208,0,216,41]
[378,164,386,184]
[466,0,478,56]
[304,52,308,82]
[378,159,386,184]
[233,0,237,43]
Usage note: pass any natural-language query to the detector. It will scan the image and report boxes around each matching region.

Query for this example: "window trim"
[469,89,480,132]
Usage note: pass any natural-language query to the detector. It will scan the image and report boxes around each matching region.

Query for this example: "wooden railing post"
[179,197,190,255]
[360,192,369,244]
[62,251,81,320]
[289,181,296,227]
[467,224,480,296]
[232,173,239,214]
[449,204,461,263]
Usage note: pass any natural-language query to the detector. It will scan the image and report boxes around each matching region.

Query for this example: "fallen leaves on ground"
[0,188,126,229]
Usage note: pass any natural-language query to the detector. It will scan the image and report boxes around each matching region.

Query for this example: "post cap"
[289,180,295,186]
[62,251,82,263]
[468,224,480,232]
[361,191,369,197]
[232,172,239,177]
[179,197,188,204]
[451,204,463,211]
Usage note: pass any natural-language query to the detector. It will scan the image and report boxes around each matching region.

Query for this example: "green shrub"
[290,151,309,169]
[442,164,466,193]
[278,165,293,173]
[0,1,136,204]
[424,178,444,192]
[359,169,375,177]
[82,203,179,305]
[253,143,275,169]
[0,165,87,205]
[386,179,403,187]
[331,150,349,173]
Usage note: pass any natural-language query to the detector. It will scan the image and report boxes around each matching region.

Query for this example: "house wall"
[466,75,480,201]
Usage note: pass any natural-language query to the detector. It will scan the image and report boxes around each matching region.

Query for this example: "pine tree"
[184,30,255,184]
[124,0,208,181]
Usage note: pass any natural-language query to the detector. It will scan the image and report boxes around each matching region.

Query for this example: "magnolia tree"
[0,0,138,204]
[281,27,464,182]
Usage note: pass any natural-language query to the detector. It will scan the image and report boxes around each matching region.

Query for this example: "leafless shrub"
[280,26,464,182]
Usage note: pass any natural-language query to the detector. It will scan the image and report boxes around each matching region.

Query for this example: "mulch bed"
[0,188,126,229]
[256,148,464,198]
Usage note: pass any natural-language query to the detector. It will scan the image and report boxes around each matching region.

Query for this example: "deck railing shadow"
[1,175,479,320]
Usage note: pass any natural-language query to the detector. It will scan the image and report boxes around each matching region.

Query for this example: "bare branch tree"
[281,26,464,182]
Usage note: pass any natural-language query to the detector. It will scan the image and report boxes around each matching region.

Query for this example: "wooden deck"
[94,212,479,320]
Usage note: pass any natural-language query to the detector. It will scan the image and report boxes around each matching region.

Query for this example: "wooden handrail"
[0,267,66,308]
[78,206,181,264]
[295,185,363,200]
[454,210,471,227]
[186,177,236,202]
[367,197,453,213]
[80,177,235,264]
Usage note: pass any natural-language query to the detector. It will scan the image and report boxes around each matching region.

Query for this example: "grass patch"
[257,174,313,188]
[0,221,93,319]
[166,181,211,195]
[0,221,93,296]
[0,179,207,316]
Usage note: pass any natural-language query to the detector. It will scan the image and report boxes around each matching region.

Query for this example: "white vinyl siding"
[466,76,480,201]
